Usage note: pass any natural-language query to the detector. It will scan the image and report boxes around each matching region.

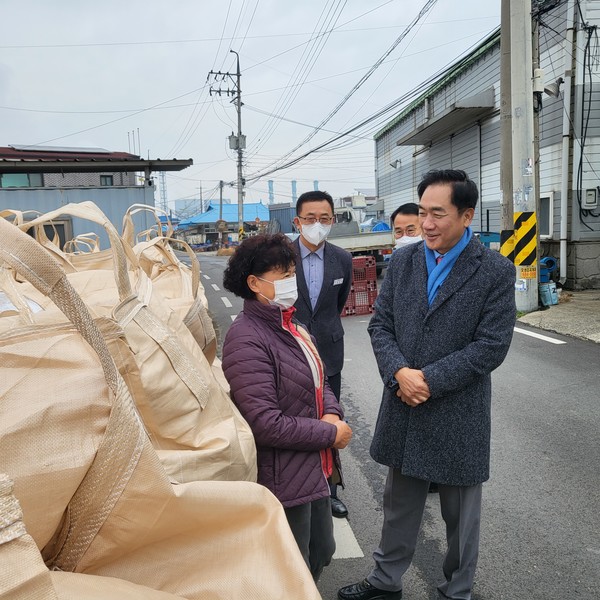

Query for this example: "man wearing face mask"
[391,202,422,250]
[390,202,439,498]
[292,190,353,519]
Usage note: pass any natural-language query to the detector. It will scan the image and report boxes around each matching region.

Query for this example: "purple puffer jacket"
[222,298,344,508]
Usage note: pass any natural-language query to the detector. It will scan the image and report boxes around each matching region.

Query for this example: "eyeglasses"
[394,226,419,237]
[298,215,333,225]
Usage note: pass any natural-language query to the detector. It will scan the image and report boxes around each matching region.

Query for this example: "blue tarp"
[371,221,391,232]
[179,202,269,227]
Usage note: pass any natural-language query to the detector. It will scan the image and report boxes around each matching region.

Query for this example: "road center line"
[221,297,232,308]
[514,327,567,345]
[211,283,220,291]
[332,518,363,559]
[203,274,211,280]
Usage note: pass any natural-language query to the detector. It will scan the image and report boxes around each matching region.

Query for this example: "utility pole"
[500,0,539,312]
[500,0,513,231]
[207,51,246,242]
[218,179,227,248]
[532,16,542,276]
[219,180,224,221]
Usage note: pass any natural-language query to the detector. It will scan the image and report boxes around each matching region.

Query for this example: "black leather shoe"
[331,496,348,518]
[338,579,402,600]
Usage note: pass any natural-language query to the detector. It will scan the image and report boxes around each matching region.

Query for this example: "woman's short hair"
[223,233,298,299]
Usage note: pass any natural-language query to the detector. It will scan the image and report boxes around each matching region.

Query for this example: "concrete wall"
[43,171,138,187]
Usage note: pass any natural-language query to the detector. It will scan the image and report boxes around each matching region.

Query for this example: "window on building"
[0,173,43,188]
[539,192,553,239]
[100,175,114,186]
[24,220,72,250]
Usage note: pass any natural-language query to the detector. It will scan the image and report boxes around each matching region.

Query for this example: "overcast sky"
[1,0,499,213]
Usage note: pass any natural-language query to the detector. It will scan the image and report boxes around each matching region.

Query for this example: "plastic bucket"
[539,282,559,306]
[539,283,552,307]
[539,257,558,283]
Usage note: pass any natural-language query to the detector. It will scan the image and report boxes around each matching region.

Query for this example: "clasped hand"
[321,414,352,449]
[394,367,430,407]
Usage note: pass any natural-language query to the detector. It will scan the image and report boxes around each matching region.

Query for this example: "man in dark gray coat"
[339,170,516,600]
[293,190,353,518]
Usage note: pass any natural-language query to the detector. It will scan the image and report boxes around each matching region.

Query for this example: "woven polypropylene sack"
[11,203,256,484]
[0,221,321,600]
[0,473,184,600]
[0,300,112,551]
[130,234,217,364]
[122,205,217,363]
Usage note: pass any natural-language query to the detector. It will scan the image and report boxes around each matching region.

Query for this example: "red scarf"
[281,308,333,479]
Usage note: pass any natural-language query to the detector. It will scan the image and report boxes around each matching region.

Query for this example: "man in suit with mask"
[293,190,353,519]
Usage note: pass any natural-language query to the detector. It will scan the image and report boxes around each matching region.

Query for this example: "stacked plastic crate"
[341,256,378,316]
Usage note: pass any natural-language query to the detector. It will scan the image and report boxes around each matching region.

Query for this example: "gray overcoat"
[368,237,516,486]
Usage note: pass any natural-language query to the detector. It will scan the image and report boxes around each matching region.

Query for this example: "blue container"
[539,256,558,283]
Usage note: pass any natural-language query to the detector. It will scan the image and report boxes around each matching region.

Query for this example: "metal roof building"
[0,145,193,248]
[179,202,269,226]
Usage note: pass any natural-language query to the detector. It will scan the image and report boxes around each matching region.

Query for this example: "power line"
[246,0,348,161]
[0,16,499,50]
[0,31,489,118]
[245,26,498,184]
[247,0,439,179]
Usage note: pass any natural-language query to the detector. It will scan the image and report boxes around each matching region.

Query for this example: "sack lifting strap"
[0,218,147,572]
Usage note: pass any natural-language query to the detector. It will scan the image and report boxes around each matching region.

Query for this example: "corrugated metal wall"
[373,3,575,239]
[0,186,155,248]
[372,0,600,287]
[267,205,296,233]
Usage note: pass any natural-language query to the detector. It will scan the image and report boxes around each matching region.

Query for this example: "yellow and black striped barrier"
[500,212,538,279]
[513,211,537,266]
[500,229,515,263]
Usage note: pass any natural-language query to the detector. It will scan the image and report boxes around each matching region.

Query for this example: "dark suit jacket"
[293,238,352,377]
[368,237,516,486]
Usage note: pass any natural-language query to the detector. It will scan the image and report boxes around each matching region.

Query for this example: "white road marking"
[221,297,232,308]
[231,315,236,321]
[514,327,567,345]
[211,283,220,291]
[203,274,211,280]
[332,518,364,559]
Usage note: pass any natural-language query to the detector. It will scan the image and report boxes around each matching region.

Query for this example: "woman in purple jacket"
[222,233,352,582]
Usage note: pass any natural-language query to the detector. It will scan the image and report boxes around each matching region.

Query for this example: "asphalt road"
[194,253,600,600]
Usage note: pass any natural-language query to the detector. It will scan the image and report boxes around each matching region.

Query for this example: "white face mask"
[258,274,298,309]
[395,235,422,249]
[301,222,331,246]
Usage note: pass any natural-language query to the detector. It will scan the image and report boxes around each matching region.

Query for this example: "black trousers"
[327,372,342,401]
[284,496,335,582]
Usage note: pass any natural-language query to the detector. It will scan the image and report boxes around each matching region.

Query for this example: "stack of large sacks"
[0,203,321,600]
